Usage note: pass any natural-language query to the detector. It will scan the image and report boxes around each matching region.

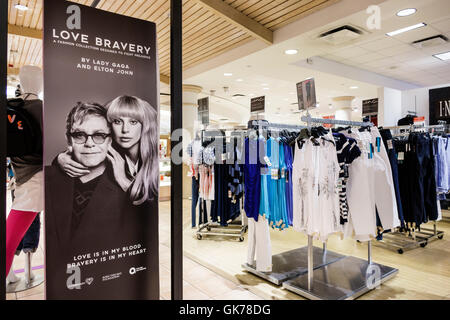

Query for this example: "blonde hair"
[106,95,159,205]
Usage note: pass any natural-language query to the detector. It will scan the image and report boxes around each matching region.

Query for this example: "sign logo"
[66,5,81,30]
[439,100,450,117]
[366,265,381,290]
[129,266,147,275]
[250,96,265,113]
[66,265,82,290]
[85,277,94,285]
[366,5,381,30]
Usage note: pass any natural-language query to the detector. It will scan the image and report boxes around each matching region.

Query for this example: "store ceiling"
[6,0,340,84]
[185,0,450,121]
[316,0,450,88]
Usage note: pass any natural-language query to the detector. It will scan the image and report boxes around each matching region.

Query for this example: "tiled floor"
[5,192,263,300]
[6,242,262,301]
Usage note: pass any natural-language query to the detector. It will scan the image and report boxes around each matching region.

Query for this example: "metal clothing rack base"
[373,229,427,254]
[415,222,444,242]
[242,244,344,285]
[6,252,45,294]
[282,255,398,300]
[196,220,247,242]
[196,197,248,242]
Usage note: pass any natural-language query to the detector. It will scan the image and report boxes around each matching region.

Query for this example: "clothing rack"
[244,116,398,300]
[195,128,248,241]
[372,125,445,254]
[249,119,306,131]
[301,114,374,128]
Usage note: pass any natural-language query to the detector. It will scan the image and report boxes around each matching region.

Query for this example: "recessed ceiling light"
[433,51,450,61]
[14,4,28,11]
[386,23,426,36]
[285,49,298,55]
[235,79,243,82]
[397,8,417,17]
[350,86,359,89]
[224,73,233,76]
[263,87,269,90]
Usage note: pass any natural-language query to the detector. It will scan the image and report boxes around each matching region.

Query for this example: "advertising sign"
[43,0,159,299]
[251,96,265,113]
[362,98,379,116]
[296,78,317,111]
[198,97,209,125]
[429,86,450,125]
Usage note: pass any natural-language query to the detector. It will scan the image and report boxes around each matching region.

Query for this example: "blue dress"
[259,137,271,221]
[244,137,261,221]
[277,139,288,230]
[284,143,294,226]
[267,137,280,228]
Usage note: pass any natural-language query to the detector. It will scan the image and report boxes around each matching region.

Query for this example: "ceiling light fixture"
[386,23,426,36]
[263,87,269,90]
[235,79,243,82]
[350,86,359,89]
[285,49,298,55]
[14,4,28,11]
[433,51,450,61]
[396,8,417,17]
[224,73,233,76]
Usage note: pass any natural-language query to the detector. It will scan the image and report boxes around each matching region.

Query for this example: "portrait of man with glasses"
[45,102,141,299]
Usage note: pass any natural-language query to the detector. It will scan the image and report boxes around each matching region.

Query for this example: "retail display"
[188,129,247,241]
[373,124,447,253]
[243,116,399,300]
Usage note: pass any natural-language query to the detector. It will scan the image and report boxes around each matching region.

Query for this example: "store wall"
[378,87,402,127]
[401,83,450,124]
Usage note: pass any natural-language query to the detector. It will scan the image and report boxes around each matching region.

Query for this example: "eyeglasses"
[70,132,111,144]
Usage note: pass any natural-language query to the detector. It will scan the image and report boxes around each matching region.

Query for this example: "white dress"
[292,134,340,242]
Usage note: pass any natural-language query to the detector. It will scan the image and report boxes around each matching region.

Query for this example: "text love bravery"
[52,29,152,55]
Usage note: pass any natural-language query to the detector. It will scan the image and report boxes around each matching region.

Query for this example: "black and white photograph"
[43,0,160,300]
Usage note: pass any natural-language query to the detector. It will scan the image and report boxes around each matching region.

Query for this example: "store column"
[182,85,203,199]
[333,96,355,121]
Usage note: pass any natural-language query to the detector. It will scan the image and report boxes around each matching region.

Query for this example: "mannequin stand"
[6,252,44,293]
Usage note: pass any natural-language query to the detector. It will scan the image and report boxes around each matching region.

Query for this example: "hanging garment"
[370,127,401,230]
[344,129,386,241]
[433,136,449,195]
[244,137,262,221]
[379,128,405,228]
[276,140,288,230]
[191,176,200,227]
[283,143,294,227]
[408,133,439,224]
[228,142,244,204]
[333,132,361,225]
[247,216,272,272]
[259,136,271,221]
[292,134,340,242]
[266,137,281,229]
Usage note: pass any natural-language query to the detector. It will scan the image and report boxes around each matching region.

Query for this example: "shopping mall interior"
[4,0,450,300]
